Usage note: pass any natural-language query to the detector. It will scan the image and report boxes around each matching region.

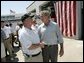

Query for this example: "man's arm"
[1,30,6,40]
[59,43,64,57]
[55,24,64,57]
[19,33,44,50]
[28,42,44,50]
[56,24,64,43]
[28,44,40,50]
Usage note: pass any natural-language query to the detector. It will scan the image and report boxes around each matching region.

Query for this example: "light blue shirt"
[38,21,64,45]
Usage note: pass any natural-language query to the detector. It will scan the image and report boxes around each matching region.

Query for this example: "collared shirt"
[9,26,13,33]
[18,28,22,36]
[19,26,41,55]
[1,26,11,38]
[15,25,20,31]
[1,29,6,43]
[31,24,39,33]
[38,21,64,45]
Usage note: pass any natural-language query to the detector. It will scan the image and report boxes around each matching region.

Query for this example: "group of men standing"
[1,21,15,61]
[1,10,64,62]
[19,10,64,62]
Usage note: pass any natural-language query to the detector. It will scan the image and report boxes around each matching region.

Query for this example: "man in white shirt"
[1,22,14,60]
[15,23,20,40]
[9,23,15,48]
[1,21,6,62]
[17,24,23,47]
[19,14,44,62]
[15,23,20,31]
[14,23,20,46]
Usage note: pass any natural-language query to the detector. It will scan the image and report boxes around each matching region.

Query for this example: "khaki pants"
[1,43,6,58]
[4,38,14,57]
[24,53,43,62]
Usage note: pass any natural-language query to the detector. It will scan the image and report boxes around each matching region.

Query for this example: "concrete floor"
[5,38,83,62]
[58,38,83,62]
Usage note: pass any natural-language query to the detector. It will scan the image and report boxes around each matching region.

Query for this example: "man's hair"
[9,23,12,26]
[21,13,31,22]
[5,24,9,27]
[40,10,50,17]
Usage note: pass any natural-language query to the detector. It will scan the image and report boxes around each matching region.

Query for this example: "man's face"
[23,17,33,28]
[32,20,37,25]
[40,14,49,24]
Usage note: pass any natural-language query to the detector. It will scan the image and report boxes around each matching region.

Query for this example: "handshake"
[39,42,45,48]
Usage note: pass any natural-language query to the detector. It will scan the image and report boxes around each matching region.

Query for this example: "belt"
[45,45,58,47]
[5,38,10,40]
[24,52,41,57]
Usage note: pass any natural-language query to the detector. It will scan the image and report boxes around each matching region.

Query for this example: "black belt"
[24,52,41,57]
[45,45,58,47]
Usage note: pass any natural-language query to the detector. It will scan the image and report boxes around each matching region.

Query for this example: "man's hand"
[39,42,45,48]
[59,48,64,57]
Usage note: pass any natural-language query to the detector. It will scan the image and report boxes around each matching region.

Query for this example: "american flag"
[54,1,76,37]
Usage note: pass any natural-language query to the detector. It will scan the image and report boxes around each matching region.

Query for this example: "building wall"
[26,1,35,13]
[26,1,50,15]
[76,1,83,39]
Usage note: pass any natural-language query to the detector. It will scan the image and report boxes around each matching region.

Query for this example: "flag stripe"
[66,1,71,37]
[71,1,76,36]
[59,1,62,33]
[69,1,72,36]
[61,2,64,35]
[71,1,74,36]
[56,2,60,26]
[54,1,76,37]
[62,1,66,36]
[74,1,76,35]
[65,1,68,36]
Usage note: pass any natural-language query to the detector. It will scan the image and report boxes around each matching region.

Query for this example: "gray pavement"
[6,38,83,62]
[58,38,83,62]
